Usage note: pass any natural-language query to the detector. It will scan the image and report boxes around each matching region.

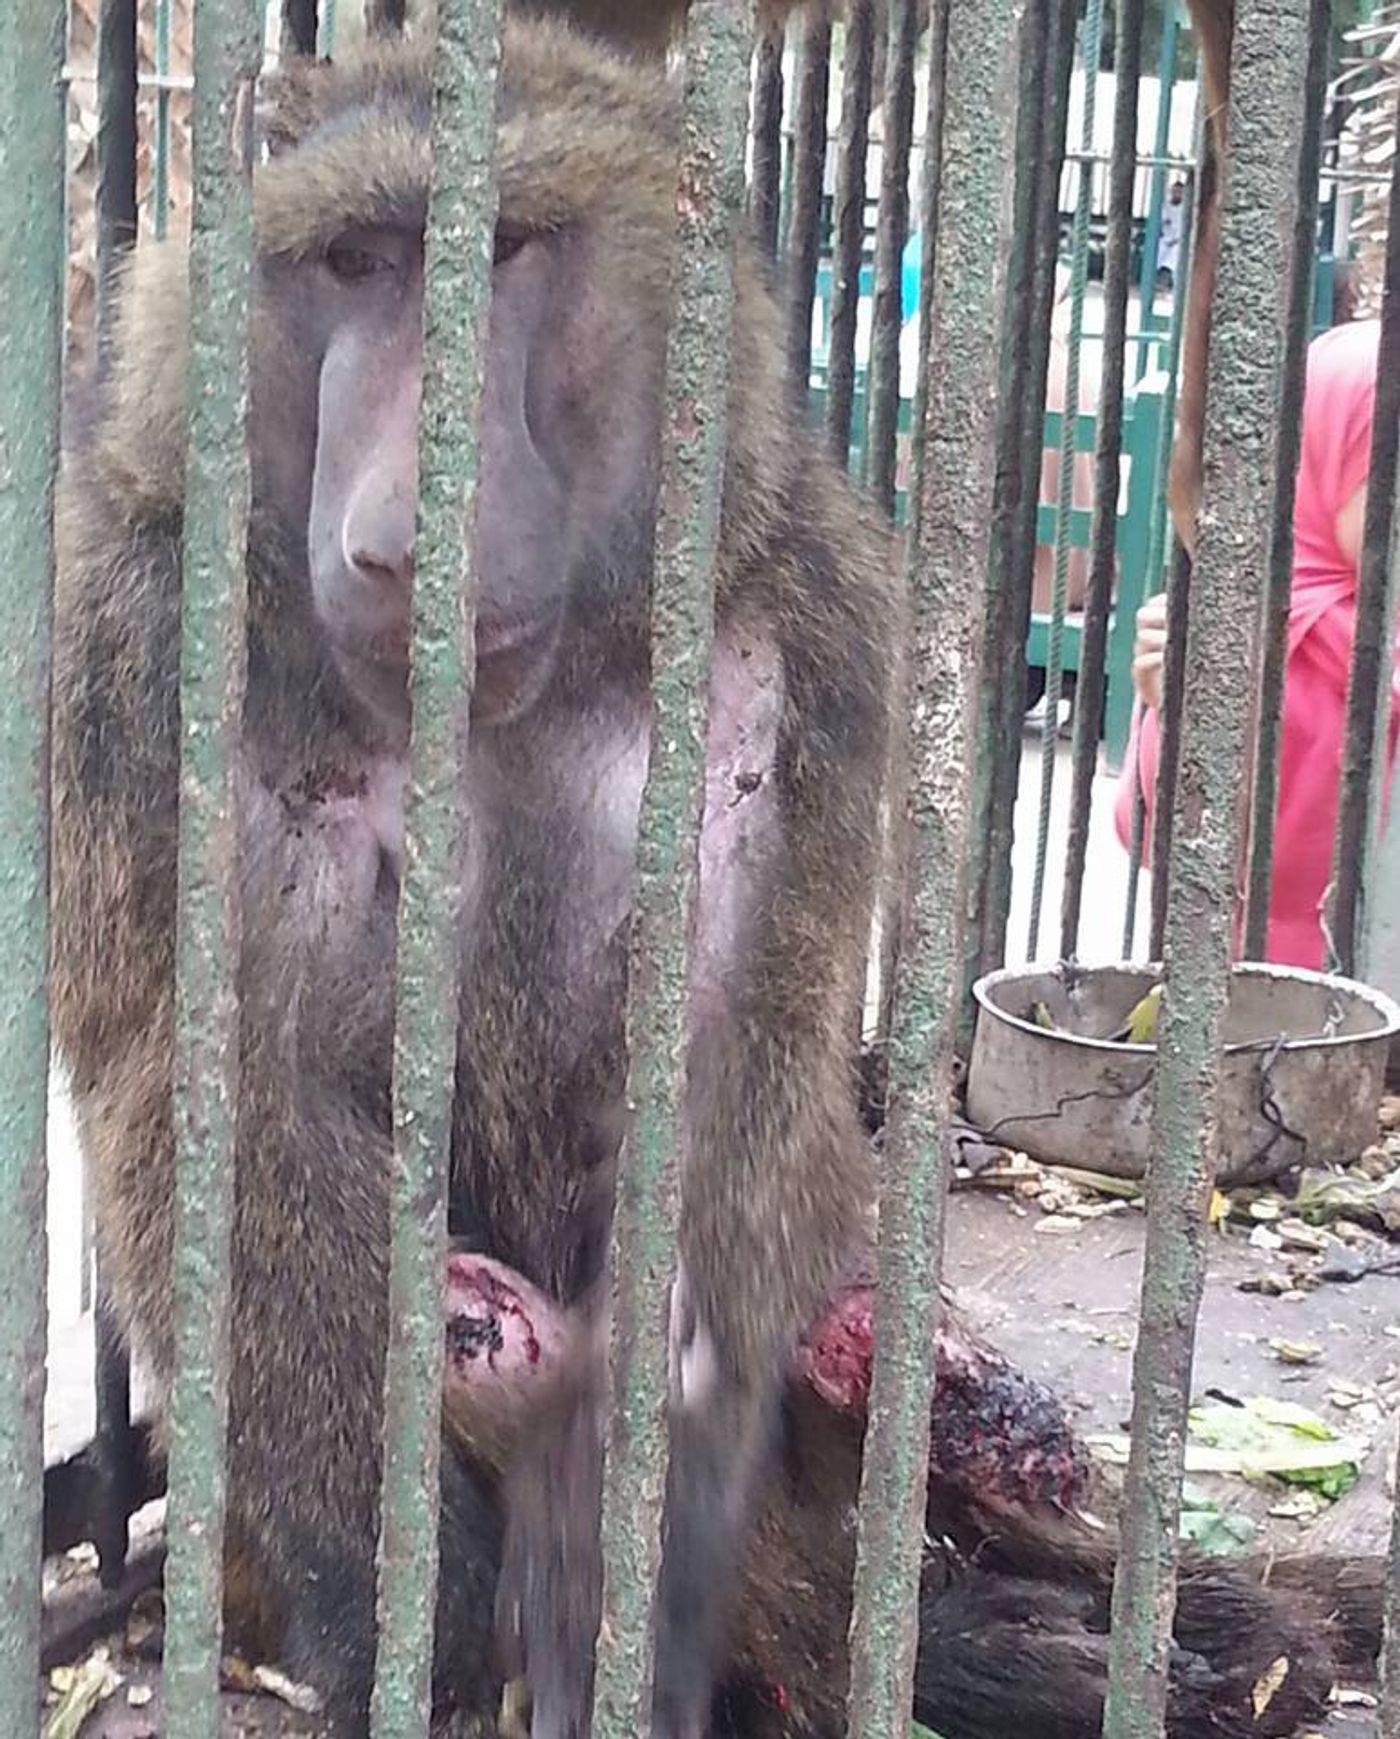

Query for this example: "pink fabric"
[1114,318,1400,969]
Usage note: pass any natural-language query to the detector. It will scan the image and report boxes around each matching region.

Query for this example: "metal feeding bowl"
[966,961,1400,1187]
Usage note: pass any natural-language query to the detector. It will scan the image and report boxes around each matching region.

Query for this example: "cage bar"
[1060,0,1141,959]
[975,0,1075,979]
[365,4,505,1735]
[0,1,64,1730]
[1102,0,1310,1730]
[153,0,173,240]
[1243,0,1331,959]
[785,12,831,404]
[1329,86,1400,978]
[826,0,875,462]
[844,0,1024,1726]
[91,0,141,1593]
[749,19,785,259]
[590,4,755,1733]
[160,0,262,1732]
[1026,0,1103,961]
[864,0,918,516]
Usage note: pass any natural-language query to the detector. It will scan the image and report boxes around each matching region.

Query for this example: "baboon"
[53,17,889,1735]
[447,1247,1363,1739]
[51,10,1349,1739]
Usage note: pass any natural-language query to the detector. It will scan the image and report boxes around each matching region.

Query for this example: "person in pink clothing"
[1115,317,1400,969]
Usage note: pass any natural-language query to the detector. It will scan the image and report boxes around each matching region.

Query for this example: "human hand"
[1132,592,1167,712]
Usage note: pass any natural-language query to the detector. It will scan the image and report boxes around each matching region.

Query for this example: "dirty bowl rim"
[971,959,1400,1056]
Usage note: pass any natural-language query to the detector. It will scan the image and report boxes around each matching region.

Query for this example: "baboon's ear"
[257,60,324,160]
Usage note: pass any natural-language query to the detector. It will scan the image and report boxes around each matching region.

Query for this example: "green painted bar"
[844,0,1024,1725]
[1102,0,1309,1732]
[1060,0,1140,959]
[1244,0,1330,959]
[0,2,64,1730]
[161,0,262,1734]
[153,0,172,240]
[1026,0,1102,962]
[591,5,754,1733]
[366,4,504,1735]
[864,0,918,516]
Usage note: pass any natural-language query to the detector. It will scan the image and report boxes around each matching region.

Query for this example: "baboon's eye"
[325,239,394,283]
[494,224,532,267]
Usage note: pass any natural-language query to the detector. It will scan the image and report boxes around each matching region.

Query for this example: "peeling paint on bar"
[161,0,262,1732]
[1102,0,1310,1733]
[0,1,64,1730]
[1060,0,1139,959]
[826,0,875,463]
[864,0,918,517]
[844,0,1024,1726]
[591,4,755,1734]
[366,5,505,1736]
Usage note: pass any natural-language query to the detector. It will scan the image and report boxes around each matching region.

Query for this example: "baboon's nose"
[344,486,415,595]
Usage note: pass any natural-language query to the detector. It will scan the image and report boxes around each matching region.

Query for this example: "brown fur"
[53,19,891,1735]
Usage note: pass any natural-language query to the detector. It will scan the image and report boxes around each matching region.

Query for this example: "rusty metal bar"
[365,0,406,36]
[864,0,919,516]
[1243,0,1331,959]
[1381,1413,1400,1738]
[826,0,876,463]
[869,0,947,1085]
[160,0,262,1730]
[92,0,140,1595]
[1147,535,1189,959]
[365,4,505,1735]
[1329,87,1400,978]
[976,0,1076,977]
[96,0,137,354]
[153,0,172,240]
[591,3,755,1734]
[1060,0,1141,959]
[750,19,785,259]
[1026,0,1103,961]
[0,1,64,1730]
[1102,0,1309,1732]
[958,0,1052,1018]
[282,0,318,56]
[785,12,831,403]
[844,0,1024,1727]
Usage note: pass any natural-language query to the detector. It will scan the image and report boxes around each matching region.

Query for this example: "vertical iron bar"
[153,0,172,241]
[0,0,63,1730]
[160,0,261,1731]
[750,20,785,258]
[844,0,1024,1729]
[96,0,138,353]
[317,0,338,59]
[1134,4,1178,375]
[365,3,504,1735]
[591,3,755,1734]
[1060,0,1142,958]
[92,0,140,1593]
[870,0,947,1084]
[1102,0,1308,1733]
[1122,784,1146,955]
[864,0,918,516]
[1381,1413,1400,1739]
[785,14,831,404]
[958,0,1048,1018]
[365,0,406,35]
[282,0,320,57]
[979,0,1076,973]
[1242,0,1330,958]
[827,0,876,463]
[1329,87,1400,977]
[1147,534,1189,958]
[1027,0,1103,961]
